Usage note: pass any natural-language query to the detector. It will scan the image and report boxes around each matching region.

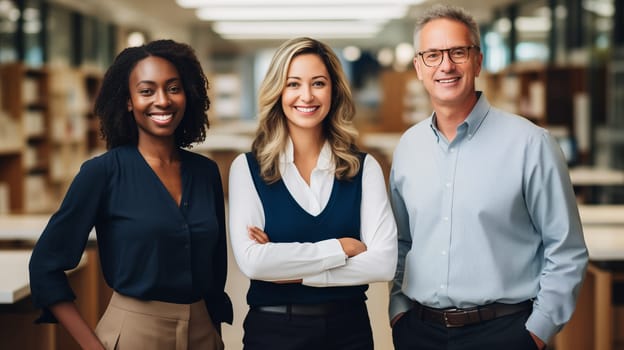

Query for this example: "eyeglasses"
[417,45,480,67]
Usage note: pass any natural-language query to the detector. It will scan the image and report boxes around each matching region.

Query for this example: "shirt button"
[445,182,451,188]
[449,148,454,153]
[443,217,449,221]
[440,284,446,289]
[441,250,447,255]
[183,202,189,207]
[182,224,188,229]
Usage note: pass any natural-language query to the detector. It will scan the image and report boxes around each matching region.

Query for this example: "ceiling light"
[343,46,362,61]
[127,32,146,47]
[219,33,378,40]
[23,7,39,21]
[197,5,407,21]
[377,48,394,67]
[583,0,615,17]
[212,21,382,40]
[494,18,511,33]
[515,16,551,32]
[178,0,424,7]
[395,42,414,66]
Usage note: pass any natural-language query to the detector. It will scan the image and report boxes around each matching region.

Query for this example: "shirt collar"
[464,91,489,139]
[428,91,490,141]
[280,137,334,171]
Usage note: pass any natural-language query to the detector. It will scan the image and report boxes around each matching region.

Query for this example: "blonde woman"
[228,37,397,350]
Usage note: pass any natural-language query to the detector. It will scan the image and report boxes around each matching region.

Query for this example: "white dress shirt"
[228,139,397,287]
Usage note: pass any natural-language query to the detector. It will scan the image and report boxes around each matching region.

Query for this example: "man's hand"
[530,332,546,349]
[390,312,405,327]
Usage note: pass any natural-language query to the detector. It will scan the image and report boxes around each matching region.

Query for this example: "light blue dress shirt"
[389,92,588,342]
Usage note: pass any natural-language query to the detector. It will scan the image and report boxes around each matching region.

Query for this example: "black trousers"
[243,302,373,350]
[392,307,538,350]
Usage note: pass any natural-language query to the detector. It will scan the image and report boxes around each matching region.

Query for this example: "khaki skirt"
[95,292,224,350]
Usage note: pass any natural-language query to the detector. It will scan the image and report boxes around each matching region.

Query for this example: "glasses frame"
[416,45,480,67]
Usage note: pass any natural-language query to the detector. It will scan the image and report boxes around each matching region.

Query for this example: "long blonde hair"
[252,37,360,184]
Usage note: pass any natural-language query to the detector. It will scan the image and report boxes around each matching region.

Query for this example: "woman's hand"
[247,226,367,281]
[248,226,270,244]
[338,237,367,257]
[247,226,301,283]
[50,301,105,350]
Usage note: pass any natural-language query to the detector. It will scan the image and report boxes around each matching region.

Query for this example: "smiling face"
[127,55,186,144]
[281,53,332,136]
[414,18,483,111]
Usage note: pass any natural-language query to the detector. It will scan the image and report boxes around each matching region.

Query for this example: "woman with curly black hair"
[29,39,231,349]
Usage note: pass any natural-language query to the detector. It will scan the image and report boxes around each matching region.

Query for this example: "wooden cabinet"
[377,65,605,133]
[47,68,96,200]
[0,63,102,214]
[0,63,52,214]
[483,64,607,164]
[555,263,624,350]
[0,245,112,350]
[483,64,606,129]
[371,64,606,166]
[377,69,431,133]
[83,72,105,154]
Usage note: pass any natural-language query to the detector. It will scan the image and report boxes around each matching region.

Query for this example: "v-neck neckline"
[278,176,337,219]
[134,146,185,210]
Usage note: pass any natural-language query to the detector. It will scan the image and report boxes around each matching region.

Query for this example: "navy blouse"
[29,145,232,325]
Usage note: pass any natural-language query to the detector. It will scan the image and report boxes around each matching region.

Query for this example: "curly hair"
[252,37,360,184]
[94,39,210,149]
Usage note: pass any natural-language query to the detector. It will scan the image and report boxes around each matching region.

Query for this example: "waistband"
[251,300,366,316]
[412,300,533,328]
[109,292,207,321]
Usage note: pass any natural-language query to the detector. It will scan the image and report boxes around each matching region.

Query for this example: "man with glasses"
[388,4,588,350]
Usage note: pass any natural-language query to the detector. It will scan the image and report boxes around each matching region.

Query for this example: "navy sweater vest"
[245,152,368,306]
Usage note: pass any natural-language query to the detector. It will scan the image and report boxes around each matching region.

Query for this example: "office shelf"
[0,63,102,213]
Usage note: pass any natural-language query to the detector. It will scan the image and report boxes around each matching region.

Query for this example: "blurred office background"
[1,0,624,349]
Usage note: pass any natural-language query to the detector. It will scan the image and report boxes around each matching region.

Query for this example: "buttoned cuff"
[301,239,347,286]
[525,307,561,344]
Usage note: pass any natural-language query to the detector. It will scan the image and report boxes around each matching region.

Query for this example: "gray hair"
[413,4,481,49]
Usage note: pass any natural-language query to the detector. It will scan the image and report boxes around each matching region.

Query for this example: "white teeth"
[438,78,458,83]
[149,114,173,121]
[296,106,317,113]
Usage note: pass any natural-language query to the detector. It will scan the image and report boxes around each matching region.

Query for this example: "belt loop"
[287,304,292,320]
[415,302,423,320]
[476,307,483,323]
[479,305,493,319]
